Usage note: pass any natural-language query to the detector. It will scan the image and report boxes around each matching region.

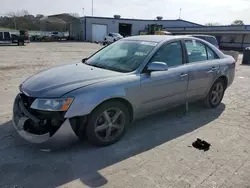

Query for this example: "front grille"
[20,93,35,108]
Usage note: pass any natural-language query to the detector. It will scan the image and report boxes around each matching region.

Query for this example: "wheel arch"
[216,75,228,88]
[90,97,134,122]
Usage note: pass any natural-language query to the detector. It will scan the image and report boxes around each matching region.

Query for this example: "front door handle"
[180,73,188,78]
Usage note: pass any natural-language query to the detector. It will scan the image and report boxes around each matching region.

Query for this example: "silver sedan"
[13,35,235,146]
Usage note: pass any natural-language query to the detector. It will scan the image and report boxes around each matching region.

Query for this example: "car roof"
[122,35,189,42]
[189,34,216,38]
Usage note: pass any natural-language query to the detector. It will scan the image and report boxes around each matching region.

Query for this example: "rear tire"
[86,101,130,146]
[205,78,226,108]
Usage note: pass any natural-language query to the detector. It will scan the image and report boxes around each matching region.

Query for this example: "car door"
[139,40,189,115]
[4,32,11,41]
[184,39,220,101]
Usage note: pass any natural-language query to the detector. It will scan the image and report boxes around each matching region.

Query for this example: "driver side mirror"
[82,58,88,63]
[147,62,168,72]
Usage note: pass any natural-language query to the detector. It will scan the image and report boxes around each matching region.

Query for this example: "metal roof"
[81,16,204,26]
[40,13,79,24]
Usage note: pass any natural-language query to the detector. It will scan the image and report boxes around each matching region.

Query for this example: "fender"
[64,87,136,118]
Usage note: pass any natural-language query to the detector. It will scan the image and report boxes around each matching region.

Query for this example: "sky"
[1,0,250,25]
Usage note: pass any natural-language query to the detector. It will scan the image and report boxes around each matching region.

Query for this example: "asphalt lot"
[0,42,250,188]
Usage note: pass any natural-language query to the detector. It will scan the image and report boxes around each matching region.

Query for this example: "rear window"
[205,37,218,46]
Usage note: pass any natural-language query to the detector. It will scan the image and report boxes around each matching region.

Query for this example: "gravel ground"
[0,42,250,188]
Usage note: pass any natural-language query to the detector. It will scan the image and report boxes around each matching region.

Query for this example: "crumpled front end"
[12,94,78,146]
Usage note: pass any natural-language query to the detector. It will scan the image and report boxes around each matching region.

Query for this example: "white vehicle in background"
[50,31,65,40]
[103,33,123,45]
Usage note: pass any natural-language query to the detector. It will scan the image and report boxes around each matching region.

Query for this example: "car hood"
[20,63,123,98]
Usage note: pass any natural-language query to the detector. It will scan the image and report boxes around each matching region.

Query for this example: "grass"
[0,27,13,30]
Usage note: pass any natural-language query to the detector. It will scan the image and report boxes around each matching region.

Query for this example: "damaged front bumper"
[12,94,78,146]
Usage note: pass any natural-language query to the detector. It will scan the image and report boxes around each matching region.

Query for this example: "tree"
[6,12,17,29]
[36,14,44,19]
[69,13,80,18]
[231,20,244,25]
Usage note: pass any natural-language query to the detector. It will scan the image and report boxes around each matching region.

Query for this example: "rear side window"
[4,32,10,40]
[185,40,207,63]
[185,40,219,63]
[0,32,3,40]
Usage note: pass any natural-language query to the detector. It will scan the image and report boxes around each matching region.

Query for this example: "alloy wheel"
[210,82,224,106]
[94,107,125,142]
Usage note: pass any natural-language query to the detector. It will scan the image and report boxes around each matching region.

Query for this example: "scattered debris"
[192,138,211,151]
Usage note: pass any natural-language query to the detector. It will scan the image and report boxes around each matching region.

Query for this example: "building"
[165,25,250,50]
[69,15,202,42]
[49,14,250,50]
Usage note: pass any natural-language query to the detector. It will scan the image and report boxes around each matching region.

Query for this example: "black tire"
[86,101,130,146]
[205,78,226,108]
[70,116,87,141]
[18,41,24,46]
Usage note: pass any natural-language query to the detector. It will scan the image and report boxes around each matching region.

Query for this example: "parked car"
[191,35,219,48]
[103,33,123,45]
[13,35,235,146]
[0,30,29,46]
[50,31,65,40]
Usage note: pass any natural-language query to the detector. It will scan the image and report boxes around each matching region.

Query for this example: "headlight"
[30,98,74,111]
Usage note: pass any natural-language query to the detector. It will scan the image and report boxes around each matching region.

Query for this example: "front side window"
[185,40,207,63]
[0,32,3,40]
[150,41,183,67]
[86,40,157,72]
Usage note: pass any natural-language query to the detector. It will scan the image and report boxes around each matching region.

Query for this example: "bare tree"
[20,10,30,16]
[6,12,17,29]
[69,13,80,18]
[36,14,44,19]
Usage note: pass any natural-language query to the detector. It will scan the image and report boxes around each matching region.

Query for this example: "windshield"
[86,40,157,72]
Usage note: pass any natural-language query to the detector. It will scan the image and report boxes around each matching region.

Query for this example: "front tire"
[86,101,130,146]
[205,78,226,108]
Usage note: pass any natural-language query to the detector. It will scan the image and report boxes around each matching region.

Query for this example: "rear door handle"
[207,67,219,73]
[180,73,188,78]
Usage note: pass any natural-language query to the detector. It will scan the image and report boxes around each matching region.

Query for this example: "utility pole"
[92,0,94,17]
[13,16,17,30]
[179,8,182,19]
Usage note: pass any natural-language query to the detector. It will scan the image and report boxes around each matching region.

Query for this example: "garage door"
[92,24,107,42]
